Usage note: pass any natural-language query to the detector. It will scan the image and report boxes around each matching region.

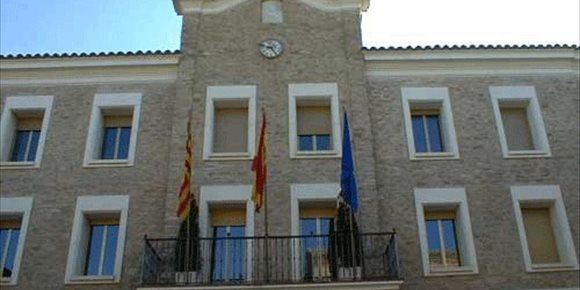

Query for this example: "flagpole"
[186,111,193,281]
[262,108,270,282]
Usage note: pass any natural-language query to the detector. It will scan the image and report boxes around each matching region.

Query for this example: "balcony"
[139,231,402,290]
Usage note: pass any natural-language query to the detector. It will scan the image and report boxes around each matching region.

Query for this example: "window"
[262,0,283,23]
[402,88,459,159]
[210,207,246,282]
[290,183,340,280]
[83,93,141,167]
[489,86,551,158]
[0,197,33,286]
[0,96,54,168]
[424,210,461,271]
[414,188,478,276]
[510,185,579,272]
[300,206,335,281]
[65,195,129,284]
[289,83,341,158]
[203,86,256,160]
[199,185,255,281]
[84,219,120,276]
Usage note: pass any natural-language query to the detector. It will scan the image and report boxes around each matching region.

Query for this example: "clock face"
[259,39,284,59]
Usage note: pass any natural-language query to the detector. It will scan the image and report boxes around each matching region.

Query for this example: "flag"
[177,119,193,220]
[175,118,200,272]
[252,110,267,212]
[340,111,359,212]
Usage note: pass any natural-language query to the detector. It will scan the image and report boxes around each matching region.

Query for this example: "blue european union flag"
[340,111,359,213]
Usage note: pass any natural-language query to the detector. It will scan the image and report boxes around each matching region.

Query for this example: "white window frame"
[288,83,341,159]
[0,96,54,169]
[290,183,340,280]
[0,197,33,286]
[510,185,579,272]
[414,187,478,276]
[203,86,256,160]
[64,195,129,284]
[402,87,459,160]
[83,93,142,167]
[199,185,255,281]
[489,86,551,158]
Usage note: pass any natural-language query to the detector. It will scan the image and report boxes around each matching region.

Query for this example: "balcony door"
[210,207,246,282]
[299,206,336,281]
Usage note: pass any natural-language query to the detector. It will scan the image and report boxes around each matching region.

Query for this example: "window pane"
[117,127,131,159]
[26,130,41,161]
[412,116,428,153]
[10,131,30,162]
[101,128,118,159]
[441,220,460,267]
[426,220,443,267]
[85,225,104,275]
[316,135,331,151]
[299,135,314,151]
[3,229,20,278]
[102,225,119,275]
[426,115,444,152]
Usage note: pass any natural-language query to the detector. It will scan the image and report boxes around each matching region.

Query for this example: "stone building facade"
[0,0,578,289]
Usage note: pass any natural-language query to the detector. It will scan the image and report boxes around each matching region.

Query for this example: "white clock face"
[259,39,283,58]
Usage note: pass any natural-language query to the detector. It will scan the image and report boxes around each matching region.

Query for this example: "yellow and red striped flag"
[177,119,193,221]
[252,111,267,212]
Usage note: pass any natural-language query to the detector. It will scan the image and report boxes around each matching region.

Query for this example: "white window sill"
[0,161,39,169]
[504,150,551,159]
[425,266,477,277]
[411,152,459,160]
[528,263,579,272]
[204,152,252,161]
[292,150,341,159]
[84,159,134,168]
[67,275,118,284]
[0,277,15,285]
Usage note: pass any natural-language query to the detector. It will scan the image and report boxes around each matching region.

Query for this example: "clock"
[259,39,284,59]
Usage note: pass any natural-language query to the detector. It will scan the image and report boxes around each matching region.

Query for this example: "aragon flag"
[252,110,267,212]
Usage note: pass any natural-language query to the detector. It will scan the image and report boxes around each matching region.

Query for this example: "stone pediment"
[172,0,370,15]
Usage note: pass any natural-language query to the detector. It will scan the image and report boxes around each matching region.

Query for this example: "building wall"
[367,75,580,290]
[0,83,176,289]
[164,0,380,237]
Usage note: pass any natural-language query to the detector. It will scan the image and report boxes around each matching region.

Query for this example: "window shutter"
[500,107,534,151]
[300,207,336,219]
[297,106,331,135]
[103,115,132,128]
[521,207,560,264]
[213,108,248,153]
[211,208,246,226]
[17,117,43,131]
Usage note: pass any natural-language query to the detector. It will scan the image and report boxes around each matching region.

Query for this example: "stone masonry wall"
[0,82,176,289]
[367,75,580,290]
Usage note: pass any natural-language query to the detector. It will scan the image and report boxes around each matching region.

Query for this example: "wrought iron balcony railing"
[141,231,401,287]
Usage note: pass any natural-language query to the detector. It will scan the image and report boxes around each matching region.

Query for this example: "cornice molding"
[0,55,179,86]
[364,49,580,78]
[172,0,369,15]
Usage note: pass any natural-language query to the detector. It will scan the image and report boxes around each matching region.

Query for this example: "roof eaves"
[0,50,181,60]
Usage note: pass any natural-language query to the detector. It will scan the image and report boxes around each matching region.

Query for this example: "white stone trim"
[203,86,256,160]
[289,183,340,280]
[0,95,54,169]
[0,197,33,286]
[83,93,142,167]
[262,0,283,24]
[64,195,130,284]
[489,86,551,158]
[288,83,341,159]
[173,0,368,15]
[401,87,459,160]
[414,187,479,276]
[510,185,579,273]
[199,185,255,281]
[364,49,580,78]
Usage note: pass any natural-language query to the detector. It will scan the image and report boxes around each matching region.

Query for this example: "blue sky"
[1,0,579,55]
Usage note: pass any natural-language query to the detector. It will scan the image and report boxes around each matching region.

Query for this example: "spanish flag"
[252,110,267,212]
[177,119,193,220]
